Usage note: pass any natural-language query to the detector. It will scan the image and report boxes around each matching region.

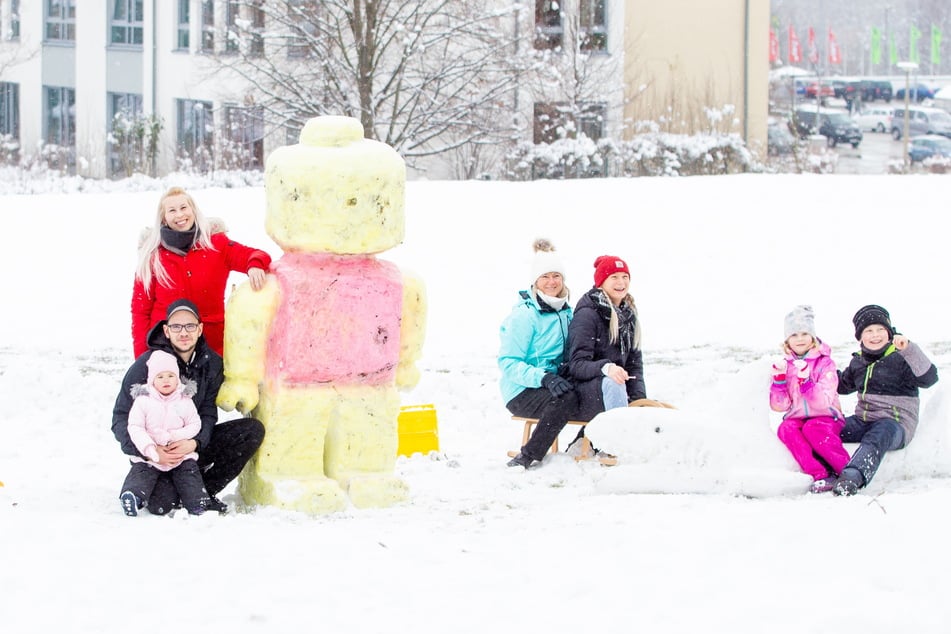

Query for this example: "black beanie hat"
[852,304,893,340]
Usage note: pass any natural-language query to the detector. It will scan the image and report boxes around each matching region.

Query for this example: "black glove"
[541,373,573,397]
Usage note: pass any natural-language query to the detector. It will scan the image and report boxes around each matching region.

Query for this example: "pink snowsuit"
[769,341,850,480]
[127,383,202,472]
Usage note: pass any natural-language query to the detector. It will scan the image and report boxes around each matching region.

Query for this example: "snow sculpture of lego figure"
[216,115,426,515]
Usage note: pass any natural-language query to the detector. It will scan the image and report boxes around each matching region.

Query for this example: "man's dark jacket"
[112,321,223,457]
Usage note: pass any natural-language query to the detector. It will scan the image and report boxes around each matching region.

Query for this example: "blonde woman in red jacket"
[131,187,272,358]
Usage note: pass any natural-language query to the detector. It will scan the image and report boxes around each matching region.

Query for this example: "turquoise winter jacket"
[498,289,572,405]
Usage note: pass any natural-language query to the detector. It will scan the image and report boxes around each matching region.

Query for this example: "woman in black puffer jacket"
[567,255,647,422]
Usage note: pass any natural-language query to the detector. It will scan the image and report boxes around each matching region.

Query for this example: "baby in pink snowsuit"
[119,350,208,516]
[770,305,850,494]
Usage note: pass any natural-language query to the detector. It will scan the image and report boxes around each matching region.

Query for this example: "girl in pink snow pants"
[770,305,850,494]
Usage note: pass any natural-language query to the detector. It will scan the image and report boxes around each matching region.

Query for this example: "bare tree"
[218,0,524,170]
[520,10,624,144]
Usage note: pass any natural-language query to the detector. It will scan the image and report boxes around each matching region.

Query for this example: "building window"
[0,82,19,145]
[201,0,214,53]
[534,0,562,50]
[107,92,143,176]
[43,85,76,170]
[285,120,303,145]
[8,0,20,40]
[110,0,144,47]
[249,0,265,57]
[44,85,75,145]
[223,105,264,169]
[287,0,316,58]
[225,0,239,53]
[579,0,606,52]
[45,0,76,42]
[176,0,189,50]
[176,98,214,170]
[533,101,605,144]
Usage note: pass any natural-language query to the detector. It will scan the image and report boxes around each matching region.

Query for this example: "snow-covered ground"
[2,172,950,633]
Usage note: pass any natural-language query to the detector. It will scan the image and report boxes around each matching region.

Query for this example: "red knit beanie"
[593,255,630,288]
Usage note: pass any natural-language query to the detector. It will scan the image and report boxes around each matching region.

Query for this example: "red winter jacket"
[131,231,271,358]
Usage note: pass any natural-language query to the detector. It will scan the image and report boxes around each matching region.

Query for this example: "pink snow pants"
[777,416,850,480]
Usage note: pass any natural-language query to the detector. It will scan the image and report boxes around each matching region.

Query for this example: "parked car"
[832,79,859,100]
[804,82,836,99]
[908,134,951,162]
[793,107,863,147]
[894,84,937,102]
[890,106,951,139]
[767,121,797,155]
[852,106,893,132]
[858,79,893,102]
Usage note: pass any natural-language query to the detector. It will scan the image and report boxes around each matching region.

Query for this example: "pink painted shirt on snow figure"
[266,252,403,385]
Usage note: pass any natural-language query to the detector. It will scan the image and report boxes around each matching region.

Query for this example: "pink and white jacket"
[126,381,201,471]
[769,341,844,422]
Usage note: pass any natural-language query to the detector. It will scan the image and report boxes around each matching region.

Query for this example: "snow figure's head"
[264,115,406,254]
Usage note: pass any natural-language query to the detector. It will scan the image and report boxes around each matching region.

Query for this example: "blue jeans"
[601,377,628,411]
[839,416,904,488]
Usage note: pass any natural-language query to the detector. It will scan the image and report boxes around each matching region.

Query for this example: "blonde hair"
[135,187,216,293]
[598,289,641,349]
[782,336,818,355]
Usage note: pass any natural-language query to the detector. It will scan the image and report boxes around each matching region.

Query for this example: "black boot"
[506,452,537,469]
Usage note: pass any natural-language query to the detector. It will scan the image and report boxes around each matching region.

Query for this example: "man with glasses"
[111,299,264,515]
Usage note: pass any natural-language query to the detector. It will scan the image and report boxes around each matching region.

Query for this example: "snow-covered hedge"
[501,133,756,179]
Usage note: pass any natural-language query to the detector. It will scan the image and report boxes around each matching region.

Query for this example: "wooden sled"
[509,417,617,466]
[629,398,677,409]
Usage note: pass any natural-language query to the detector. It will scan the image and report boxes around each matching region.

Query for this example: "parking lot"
[832,129,905,174]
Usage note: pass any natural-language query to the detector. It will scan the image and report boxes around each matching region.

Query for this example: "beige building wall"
[623,0,769,155]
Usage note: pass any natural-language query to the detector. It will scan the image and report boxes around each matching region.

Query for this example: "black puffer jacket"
[837,341,938,446]
[111,320,223,457]
[567,289,646,421]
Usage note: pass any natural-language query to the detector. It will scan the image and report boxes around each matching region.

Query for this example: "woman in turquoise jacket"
[499,239,582,469]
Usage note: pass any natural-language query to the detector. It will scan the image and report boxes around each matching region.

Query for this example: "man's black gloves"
[541,373,573,397]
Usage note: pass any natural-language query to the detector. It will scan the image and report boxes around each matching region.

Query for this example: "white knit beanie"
[784,305,816,340]
[531,238,565,282]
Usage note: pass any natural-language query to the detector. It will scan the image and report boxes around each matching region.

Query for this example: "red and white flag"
[828,28,842,64]
[769,28,779,62]
[788,26,802,63]
[807,27,819,64]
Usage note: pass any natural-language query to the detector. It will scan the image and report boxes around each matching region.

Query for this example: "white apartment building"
[0,1,765,180]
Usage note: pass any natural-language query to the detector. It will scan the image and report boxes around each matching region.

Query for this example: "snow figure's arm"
[127,400,160,462]
[217,277,280,414]
[396,269,427,389]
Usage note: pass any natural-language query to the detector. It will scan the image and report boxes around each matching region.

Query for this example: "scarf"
[536,287,569,312]
[588,288,638,358]
[160,225,198,256]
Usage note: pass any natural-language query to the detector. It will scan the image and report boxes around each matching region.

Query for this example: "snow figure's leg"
[777,418,830,479]
[239,384,347,514]
[801,417,850,475]
[323,385,408,509]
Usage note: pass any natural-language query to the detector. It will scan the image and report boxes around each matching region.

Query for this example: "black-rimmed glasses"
[167,323,199,333]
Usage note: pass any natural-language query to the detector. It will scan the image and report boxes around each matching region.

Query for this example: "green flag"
[871,27,882,64]
[911,24,921,63]
[933,24,942,66]
[890,34,898,65]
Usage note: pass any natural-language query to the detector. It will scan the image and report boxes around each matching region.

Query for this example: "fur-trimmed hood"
[137,216,228,249]
[129,377,198,399]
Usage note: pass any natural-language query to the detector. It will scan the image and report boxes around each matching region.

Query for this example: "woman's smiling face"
[162,194,196,231]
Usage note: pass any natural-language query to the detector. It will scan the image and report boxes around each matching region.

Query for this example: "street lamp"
[897,61,919,172]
